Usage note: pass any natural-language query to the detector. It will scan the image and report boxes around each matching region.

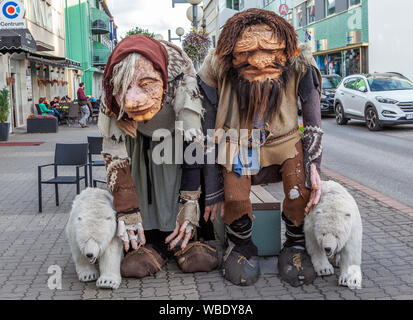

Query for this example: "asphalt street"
[320,116,413,208]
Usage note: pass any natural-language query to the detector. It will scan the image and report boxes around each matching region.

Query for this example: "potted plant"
[0,87,11,141]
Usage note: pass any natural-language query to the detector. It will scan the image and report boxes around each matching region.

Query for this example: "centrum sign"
[0,0,27,29]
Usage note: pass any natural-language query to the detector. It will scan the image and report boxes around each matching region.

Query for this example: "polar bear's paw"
[339,265,362,290]
[77,270,98,282]
[313,259,334,276]
[96,275,121,290]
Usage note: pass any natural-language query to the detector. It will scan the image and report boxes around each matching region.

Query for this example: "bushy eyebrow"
[139,77,161,82]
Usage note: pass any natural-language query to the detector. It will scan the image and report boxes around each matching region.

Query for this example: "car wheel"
[365,107,383,131]
[335,103,348,125]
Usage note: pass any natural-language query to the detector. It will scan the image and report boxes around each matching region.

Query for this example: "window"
[262,0,275,7]
[353,78,367,91]
[325,0,336,16]
[32,0,40,25]
[294,6,303,28]
[39,0,46,27]
[226,0,244,10]
[349,0,361,7]
[287,12,293,26]
[306,0,315,24]
[46,4,52,32]
[344,78,358,90]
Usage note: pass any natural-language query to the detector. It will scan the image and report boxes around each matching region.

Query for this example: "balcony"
[91,7,110,34]
[92,41,110,66]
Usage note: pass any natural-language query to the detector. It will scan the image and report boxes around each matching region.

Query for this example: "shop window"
[325,0,336,16]
[294,6,303,28]
[344,49,361,76]
[349,0,361,7]
[307,0,316,24]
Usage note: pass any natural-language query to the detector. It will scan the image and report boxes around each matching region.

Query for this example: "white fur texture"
[66,188,123,289]
[304,181,363,289]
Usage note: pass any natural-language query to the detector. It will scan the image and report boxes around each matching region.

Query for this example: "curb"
[321,167,413,218]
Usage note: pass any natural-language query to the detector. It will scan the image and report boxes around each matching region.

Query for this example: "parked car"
[321,74,342,115]
[297,74,342,116]
[334,73,413,131]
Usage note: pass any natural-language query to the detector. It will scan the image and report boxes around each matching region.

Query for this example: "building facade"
[1,0,71,130]
[263,0,413,80]
[65,0,117,99]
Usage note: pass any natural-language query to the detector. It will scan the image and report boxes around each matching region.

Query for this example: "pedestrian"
[77,82,90,128]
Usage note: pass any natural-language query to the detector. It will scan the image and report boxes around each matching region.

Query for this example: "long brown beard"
[229,62,291,129]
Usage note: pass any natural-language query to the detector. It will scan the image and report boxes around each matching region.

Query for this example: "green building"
[264,0,368,77]
[65,0,117,99]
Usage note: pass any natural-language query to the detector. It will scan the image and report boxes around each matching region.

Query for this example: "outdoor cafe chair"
[38,143,88,212]
[66,102,80,126]
[87,136,104,186]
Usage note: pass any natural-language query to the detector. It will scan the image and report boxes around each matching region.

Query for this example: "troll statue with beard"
[198,9,323,286]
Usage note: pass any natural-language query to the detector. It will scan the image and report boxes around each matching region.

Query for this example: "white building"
[203,0,263,46]
[368,0,413,81]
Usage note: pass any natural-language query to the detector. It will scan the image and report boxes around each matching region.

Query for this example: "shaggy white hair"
[111,52,142,120]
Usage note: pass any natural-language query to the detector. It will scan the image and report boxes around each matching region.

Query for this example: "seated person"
[38,97,60,120]
[50,96,60,107]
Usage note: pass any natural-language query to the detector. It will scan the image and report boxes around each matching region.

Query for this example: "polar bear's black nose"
[324,247,331,254]
[86,253,93,258]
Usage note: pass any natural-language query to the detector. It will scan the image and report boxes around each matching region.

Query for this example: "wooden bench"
[213,185,282,257]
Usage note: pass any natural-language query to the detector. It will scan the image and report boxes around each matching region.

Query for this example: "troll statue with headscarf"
[198,9,323,286]
[98,35,222,278]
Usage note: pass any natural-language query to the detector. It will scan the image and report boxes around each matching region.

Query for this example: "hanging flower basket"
[182,30,211,66]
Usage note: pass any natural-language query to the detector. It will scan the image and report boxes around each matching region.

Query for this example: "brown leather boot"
[120,244,167,278]
[174,241,219,273]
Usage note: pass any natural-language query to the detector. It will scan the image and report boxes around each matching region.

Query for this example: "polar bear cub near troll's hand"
[304,181,363,289]
[66,187,123,289]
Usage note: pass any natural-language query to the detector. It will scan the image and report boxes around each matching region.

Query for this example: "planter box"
[27,117,58,133]
[0,122,10,141]
[213,185,281,257]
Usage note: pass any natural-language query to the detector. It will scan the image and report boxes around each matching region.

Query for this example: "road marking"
[322,167,413,218]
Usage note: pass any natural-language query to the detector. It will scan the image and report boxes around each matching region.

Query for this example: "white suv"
[334,73,413,131]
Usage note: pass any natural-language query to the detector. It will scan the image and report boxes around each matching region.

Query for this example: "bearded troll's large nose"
[248,51,274,69]
[125,87,149,107]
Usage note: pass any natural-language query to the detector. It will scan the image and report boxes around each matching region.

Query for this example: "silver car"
[334,73,413,131]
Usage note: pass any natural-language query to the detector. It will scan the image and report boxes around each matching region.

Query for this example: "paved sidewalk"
[1,125,413,300]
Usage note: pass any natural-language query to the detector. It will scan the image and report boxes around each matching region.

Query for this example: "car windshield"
[367,75,413,91]
[322,76,342,89]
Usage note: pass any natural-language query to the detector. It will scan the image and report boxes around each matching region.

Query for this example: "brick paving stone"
[2,126,413,300]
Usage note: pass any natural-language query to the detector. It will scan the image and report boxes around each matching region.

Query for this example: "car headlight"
[375,96,399,104]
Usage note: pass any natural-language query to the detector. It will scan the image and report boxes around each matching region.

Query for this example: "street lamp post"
[168,27,185,42]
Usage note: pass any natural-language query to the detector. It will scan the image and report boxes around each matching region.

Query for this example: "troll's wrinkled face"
[115,56,163,122]
[232,24,287,82]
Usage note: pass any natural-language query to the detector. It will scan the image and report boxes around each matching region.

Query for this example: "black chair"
[67,102,80,126]
[87,136,104,186]
[38,143,89,212]
[93,178,107,188]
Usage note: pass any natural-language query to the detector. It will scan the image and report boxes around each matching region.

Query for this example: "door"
[340,77,358,115]
[351,78,369,117]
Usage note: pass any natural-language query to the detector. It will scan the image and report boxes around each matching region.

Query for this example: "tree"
[182,30,211,66]
[125,27,155,38]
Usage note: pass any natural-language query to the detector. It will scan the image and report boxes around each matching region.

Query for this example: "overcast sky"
[106,0,193,44]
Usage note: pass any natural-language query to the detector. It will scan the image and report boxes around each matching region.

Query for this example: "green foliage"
[125,27,155,38]
[0,87,10,123]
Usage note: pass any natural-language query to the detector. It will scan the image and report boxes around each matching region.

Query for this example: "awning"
[0,28,37,54]
[27,53,81,69]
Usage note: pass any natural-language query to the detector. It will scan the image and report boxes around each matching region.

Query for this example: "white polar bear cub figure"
[66,187,123,289]
[304,180,362,289]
